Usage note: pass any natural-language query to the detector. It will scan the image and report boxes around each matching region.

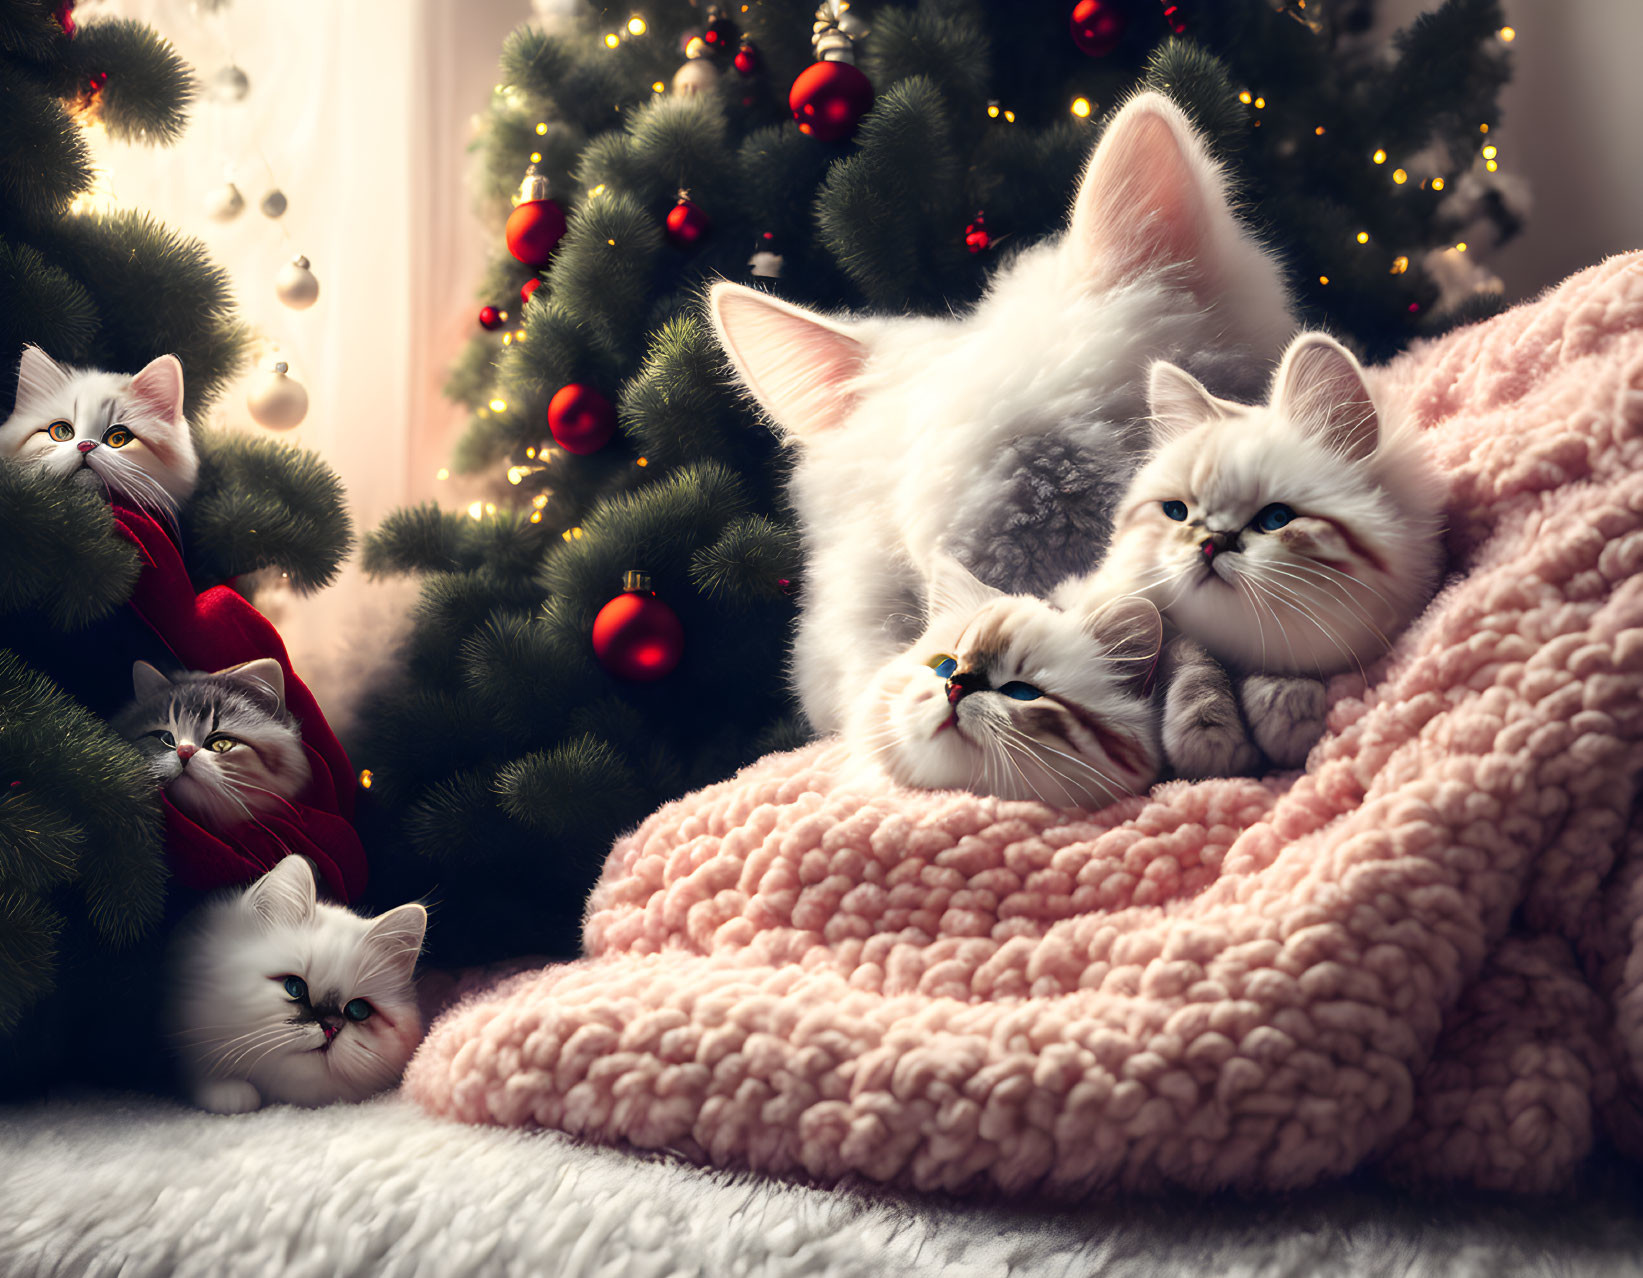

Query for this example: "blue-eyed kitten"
[113,659,312,830]
[0,344,198,521]
[843,555,1163,807]
[172,854,426,1113]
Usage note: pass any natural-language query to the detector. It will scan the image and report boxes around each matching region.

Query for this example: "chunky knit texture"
[407,256,1643,1196]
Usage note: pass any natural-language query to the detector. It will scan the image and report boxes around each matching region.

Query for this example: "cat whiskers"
[93,449,181,530]
[1240,570,1366,681]
[993,720,1127,807]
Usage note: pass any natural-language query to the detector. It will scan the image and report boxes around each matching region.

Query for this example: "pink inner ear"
[128,356,184,421]
[1070,105,1212,288]
[712,289,867,438]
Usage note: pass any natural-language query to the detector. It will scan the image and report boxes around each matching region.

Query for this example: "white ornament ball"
[205,182,245,221]
[259,189,288,218]
[275,255,320,310]
[672,58,720,96]
[246,362,308,430]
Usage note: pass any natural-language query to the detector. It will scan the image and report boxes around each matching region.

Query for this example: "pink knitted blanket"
[407,255,1643,1195]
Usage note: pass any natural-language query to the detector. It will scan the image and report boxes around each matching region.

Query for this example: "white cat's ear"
[1084,595,1163,694]
[363,903,427,984]
[245,855,317,929]
[216,658,288,712]
[1271,333,1378,462]
[131,660,171,701]
[707,282,869,440]
[127,354,185,423]
[1147,360,1230,443]
[14,345,73,409]
[925,550,1001,622]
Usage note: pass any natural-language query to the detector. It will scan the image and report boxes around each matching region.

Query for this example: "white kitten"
[172,855,427,1114]
[0,344,199,521]
[710,91,1295,733]
[843,555,1163,806]
[1072,331,1446,679]
[113,659,313,831]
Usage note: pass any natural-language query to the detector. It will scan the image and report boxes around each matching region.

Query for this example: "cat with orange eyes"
[0,344,198,523]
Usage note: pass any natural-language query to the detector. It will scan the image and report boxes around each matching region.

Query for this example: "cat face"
[113,658,312,830]
[844,557,1163,807]
[172,855,427,1109]
[707,90,1296,733]
[0,345,199,520]
[1095,333,1446,676]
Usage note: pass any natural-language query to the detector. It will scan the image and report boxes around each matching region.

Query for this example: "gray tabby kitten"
[113,658,312,829]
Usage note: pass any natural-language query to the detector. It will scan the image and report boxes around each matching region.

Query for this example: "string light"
[1314,125,1326,135]
[589,184,607,199]
[987,103,1000,118]
[1455,242,1468,252]
[1431,177,1446,191]
[1356,231,1369,244]
[525,446,536,459]
[1239,90,1252,104]
[436,468,450,481]
[489,398,507,412]
[1498,25,1515,41]
[603,32,620,48]
[468,500,484,519]
[1253,96,1266,109]
[1071,97,1091,118]
[507,467,525,484]
[1393,168,1408,184]
[530,511,543,524]
[535,122,548,135]
[1479,123,1490,133]
[1318,275,1329,285]
[532,493,549,507]
[530,151,542,163]
[1390,255,1409,275]
[502,333,513,345]
[359,769,374,789]
[636,457,649,467]
[652,81,665,93]
[627,16,646,35]
[1003,109,1016,123]
[1372,149,1387,165]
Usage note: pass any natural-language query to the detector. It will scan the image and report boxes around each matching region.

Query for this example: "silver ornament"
[211,65,250,102]
[246,362,308,430]
[205,181,245,221]
[259,189,288,218]
[275,255,320,310]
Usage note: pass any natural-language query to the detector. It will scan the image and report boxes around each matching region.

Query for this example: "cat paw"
[1239,673,1328,769]
[1161,639,1261,780]
[195,1078,263,1115]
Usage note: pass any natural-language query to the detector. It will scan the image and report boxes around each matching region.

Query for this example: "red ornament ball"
[701,9,739,50]
[505,196,567,267]
[665,197,711,250]
[1069,0,1126,57]
[789,60,874,142]
[478,304,505,331]
[964,212,991,255]
[733,39,760,75]
[547,382,617,455]
[592,585,684,681]
[520,278,541,307]
[1161,2,1187,35]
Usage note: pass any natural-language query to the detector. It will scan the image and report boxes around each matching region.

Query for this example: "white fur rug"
[3,1093,1641,1277]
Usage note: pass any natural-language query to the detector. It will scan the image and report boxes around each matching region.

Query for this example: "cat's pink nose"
[1201,538,1217,560]
[77,440,96,454]
[176,743,197,761]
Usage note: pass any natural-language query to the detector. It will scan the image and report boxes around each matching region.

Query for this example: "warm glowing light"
[1372,148,1387,165]
[589,183,607,198]
[652,81,665,93]
[359,769,373,789]
[533,494,549,507]
[573,527,583,539]
[1314,125,1326,135]
[987,104,1000,118]
[525,446,536,459]
[1318,275,1329,285]
[530,511,543,524]
[489,398,507,412]
[515,329,526,340]
[1239,90,1252,104]
[486,503,497,515]
[627,16,646,34]
[636,457,649,467]
[1455,242,1468,252]
[507,467,524,484]
[530,151,542,163]
[1482,144,1497,160]
[1356,231,1369,244]
[535,122,548,135]
[1390,255,1409,275]
[1432,177,1446,191]
[607,238,616,246]
[1485,159,1498,172]
[1479,123,1490,133]
[467,501,484,519]
[1253,96,1266,109]
[603,32,620,48]
[501,333,513,345]
[1392,168,1408,184]
[436,468,450,481]
[1003,109,1016,123]
[1071,97,1091,118]
[1498,25,1515,41]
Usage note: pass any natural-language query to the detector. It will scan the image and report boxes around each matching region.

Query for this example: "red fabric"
[111,502,366,903]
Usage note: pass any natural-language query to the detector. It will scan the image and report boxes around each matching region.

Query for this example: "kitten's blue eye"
[998,681,1043,701]
[283,976,308,1002]
[344,999,373,1023]
[1161,501,1188,522]
[47,420,73,442]
[1252,503,1296,532]
[927,654,958,679]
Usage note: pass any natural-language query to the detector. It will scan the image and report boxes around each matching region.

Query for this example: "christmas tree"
[0,0,352,1090]
[357,0,1516,963]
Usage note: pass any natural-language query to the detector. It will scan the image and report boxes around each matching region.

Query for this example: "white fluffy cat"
[172,854,426,1114]
[1074,330,1446,677]
[843,555,1163,806]
[0,344,199,521]
[710,91,1295,733]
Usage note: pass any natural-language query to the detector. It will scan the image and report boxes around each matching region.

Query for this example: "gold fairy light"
[436,468,449,480]
[1071,97,1091,118]
[530,511,543,524]
[1356,231,1369,244]
[535,122,548,135]
[359,769,374,789]
[627,16,646,34]
[489,398,507,412]
[1318,275,1329,285]
[603,32,620,48]
[1432,177,1446,191]
[1239,90,1252,104]
[1393,168,1408,184]
[1390,255,1409,275]
[468,500,484,519]
[1372,148,1387,165]
[1498,25,1515,41]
